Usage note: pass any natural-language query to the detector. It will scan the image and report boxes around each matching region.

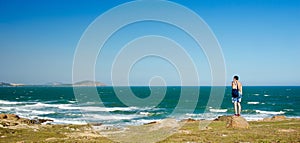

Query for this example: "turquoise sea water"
[0,86,299,126]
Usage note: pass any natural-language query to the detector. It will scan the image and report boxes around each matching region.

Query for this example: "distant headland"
[0,82,25,87]
[0,80,106,87]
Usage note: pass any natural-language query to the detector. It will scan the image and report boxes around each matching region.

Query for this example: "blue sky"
[0,0,299,85]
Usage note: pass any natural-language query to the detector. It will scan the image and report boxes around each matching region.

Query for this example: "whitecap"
[242,114,269,121]
[253,94,260,96]
[185,113,197,117]
[283,109,294,111]
[131,119,161,125]
[209,109,228,113]
[49,118,87,125]
[31,110,56,115]
[247,102,260,105]
[185,113,217,120]
[84,114,141,120]
[68,100,77,103]
[139,112,151,116]
[24,103,77,111]
[0,107,13,111]
[0,100,22,105]
[57,105,81,110]
[264,94,270,97]
[255,110,285,115]
[78,106,138,112]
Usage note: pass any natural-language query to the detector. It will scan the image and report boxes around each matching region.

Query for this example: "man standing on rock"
[232,75,242,116]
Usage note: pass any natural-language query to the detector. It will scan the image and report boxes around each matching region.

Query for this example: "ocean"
[0,86,299,126]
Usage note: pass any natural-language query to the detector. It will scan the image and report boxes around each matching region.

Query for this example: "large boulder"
[226,116,249,129]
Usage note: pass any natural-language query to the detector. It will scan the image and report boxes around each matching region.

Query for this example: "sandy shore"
[0,114,299,143]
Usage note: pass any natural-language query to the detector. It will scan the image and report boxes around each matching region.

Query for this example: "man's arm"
[239,82,243,94]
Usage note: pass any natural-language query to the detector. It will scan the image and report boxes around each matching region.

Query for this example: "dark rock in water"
[214,115,232,122]
[144,121,157,125]
[226,116,249,129]
[36,119,54,124]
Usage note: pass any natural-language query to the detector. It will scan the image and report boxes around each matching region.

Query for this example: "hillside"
[73,80,106,86]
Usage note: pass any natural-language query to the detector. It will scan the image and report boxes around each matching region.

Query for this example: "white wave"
[68,100,77,103]
[15,108,55,115]
[209,109,228,113]
[283,109,294,111]
[65,113,82,117]
[79,106,138,112]
[84,114,141,120]
[253,94,260,96]
[264,94,270,97]
[242,114,269,121]
[31,110,56,115]
[0,107,13,110]
[255,110,285,115]
[46,117,87,125]
[22,103,148,113]
[57,105,81,110]
[247,102,260,105]
[185,113,218,120]
[140,112,151,116]
[185,113,197,117]
[25,103,68,108]
[0,100,22,105]
[131,119,161,125]
[24,103,81,111]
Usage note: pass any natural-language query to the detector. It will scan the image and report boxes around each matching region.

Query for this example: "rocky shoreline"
[0,114,299,142]
[0,114,53,127]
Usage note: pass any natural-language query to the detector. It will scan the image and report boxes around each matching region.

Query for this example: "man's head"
[233,75,239,81]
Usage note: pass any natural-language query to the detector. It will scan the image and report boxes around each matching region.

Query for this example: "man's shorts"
[232,94,242,103]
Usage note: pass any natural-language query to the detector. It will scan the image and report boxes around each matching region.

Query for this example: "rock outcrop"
[226,116,249,129]
[0,114,53,127]
[263,115,287,121]
[214,115,232,122]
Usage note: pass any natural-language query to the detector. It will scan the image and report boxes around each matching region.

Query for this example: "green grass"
[160,119,300,143]
[0,119,299,143]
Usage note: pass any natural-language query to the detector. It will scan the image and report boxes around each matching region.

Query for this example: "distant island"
[0,80,106,87]
[0,82,25,87]
[72,80,106,87]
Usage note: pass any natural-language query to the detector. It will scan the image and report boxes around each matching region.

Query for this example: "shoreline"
[4,111,300,126]
[1,114,299,142]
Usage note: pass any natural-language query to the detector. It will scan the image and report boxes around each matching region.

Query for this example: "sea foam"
[255,110,285,115]
[209,109,228,113]
[247,102,260,105]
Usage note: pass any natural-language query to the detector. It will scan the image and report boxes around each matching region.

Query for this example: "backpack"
[232,82,239,98]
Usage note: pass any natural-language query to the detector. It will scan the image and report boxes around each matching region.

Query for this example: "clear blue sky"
[0,0,299,85]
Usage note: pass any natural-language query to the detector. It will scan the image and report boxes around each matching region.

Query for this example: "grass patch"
[0,119,299,142]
